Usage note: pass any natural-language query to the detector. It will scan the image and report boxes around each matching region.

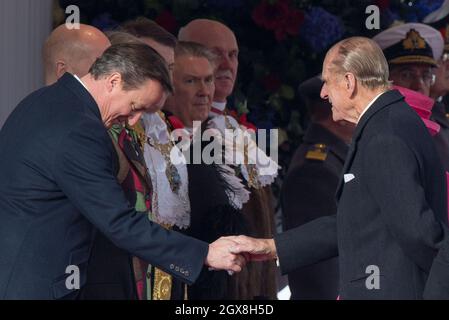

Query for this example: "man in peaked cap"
[374,23,449,171]
[281,75,355,299]
[424,4,449,172]
[373,23,444,97]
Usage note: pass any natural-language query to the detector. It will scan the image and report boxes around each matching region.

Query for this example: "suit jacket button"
[170,264,174,270]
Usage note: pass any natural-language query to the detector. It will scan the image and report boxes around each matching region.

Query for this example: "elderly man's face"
[320,53,352,122]
[389,63,435,97]
[191,29,238,102]
[103,77,167,128]
[167,55,215,127]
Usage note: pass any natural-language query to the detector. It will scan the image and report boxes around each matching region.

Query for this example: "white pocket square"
[344,173,355,183]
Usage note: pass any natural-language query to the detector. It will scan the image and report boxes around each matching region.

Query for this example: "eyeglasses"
[392,68,436,87]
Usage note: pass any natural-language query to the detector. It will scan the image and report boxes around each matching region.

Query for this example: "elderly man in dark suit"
[281,76,354,299]
[0,43,245,300]
[230,37,448,299]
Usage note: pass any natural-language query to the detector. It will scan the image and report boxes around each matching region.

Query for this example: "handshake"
[204,235,278,274]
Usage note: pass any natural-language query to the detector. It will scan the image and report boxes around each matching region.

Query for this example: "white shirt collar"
[74,74,88,90]
[211,101,227,112]
[358,91,386,121]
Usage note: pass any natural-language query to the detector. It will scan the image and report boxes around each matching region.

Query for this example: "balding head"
[43,24,110,85]
[320,37,390,123]
[179,19,238,102]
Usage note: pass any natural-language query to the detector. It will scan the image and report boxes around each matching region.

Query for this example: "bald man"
[179,19,238,105]
[43,23,110,85]
[179,19,278,300]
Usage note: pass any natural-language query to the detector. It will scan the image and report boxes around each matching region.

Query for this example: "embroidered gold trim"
[146,136,181,194]
[152,268,172,300]
[224,113,260,189]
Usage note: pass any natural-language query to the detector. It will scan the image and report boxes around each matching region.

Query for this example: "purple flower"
[299,7,344,53]
[382,8,400,28]
[415,0,445,21]
[400,0,445,23]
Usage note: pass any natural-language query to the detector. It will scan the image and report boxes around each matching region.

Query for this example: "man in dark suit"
[43,22,138,300]
[231,37,448,299]
[281,76,354,299]
[0,43,245,299]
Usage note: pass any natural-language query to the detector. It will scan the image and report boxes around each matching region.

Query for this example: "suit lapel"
[59,73,102,120]
[335,141,357,199]
[335,90,405,200]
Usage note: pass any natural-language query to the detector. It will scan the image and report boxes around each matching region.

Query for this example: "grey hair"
[175,41,217,67]
[105,31,143,46]
[89,43,173,93]
[329,37,392,90]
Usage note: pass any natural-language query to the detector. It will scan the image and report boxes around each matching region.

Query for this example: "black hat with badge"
[373,23,444,67]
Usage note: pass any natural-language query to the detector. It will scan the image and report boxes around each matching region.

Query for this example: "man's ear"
[106,72,122,93]
[345,72,356,96]
[55,61,67,79]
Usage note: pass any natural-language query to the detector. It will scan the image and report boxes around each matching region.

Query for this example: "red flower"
[252,0,290,31]
[276,9,304,41]
[155,10,178,34]
[261,73,282,93]
[252,0,304,42]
